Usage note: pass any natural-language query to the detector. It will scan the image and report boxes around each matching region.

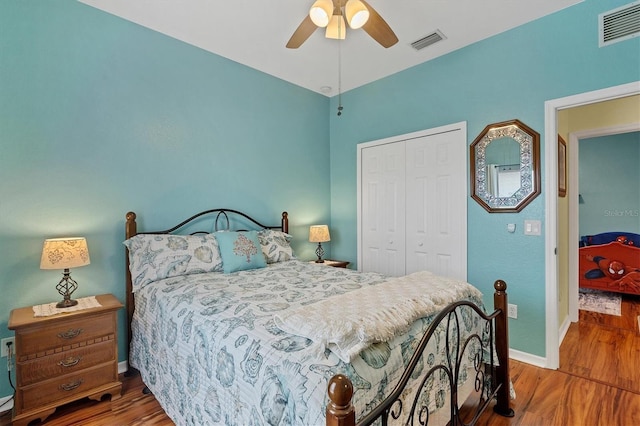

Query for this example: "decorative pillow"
[123,233,223,292]
[215,230,267,273]
[257,229,295,263]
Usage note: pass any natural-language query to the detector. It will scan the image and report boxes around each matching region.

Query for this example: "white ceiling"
[79,0,582,96]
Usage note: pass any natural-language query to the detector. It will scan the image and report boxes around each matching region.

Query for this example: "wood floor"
[560,292,640,395]
[1,294,639,425]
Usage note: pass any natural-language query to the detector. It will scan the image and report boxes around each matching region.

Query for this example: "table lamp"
[40,237,90,308]
[309,225,330,263]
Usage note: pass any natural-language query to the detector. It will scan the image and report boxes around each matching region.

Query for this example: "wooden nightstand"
[8,294,123,425]
[310,259,350,268]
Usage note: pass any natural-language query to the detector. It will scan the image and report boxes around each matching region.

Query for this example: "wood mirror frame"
[470,119,541,213]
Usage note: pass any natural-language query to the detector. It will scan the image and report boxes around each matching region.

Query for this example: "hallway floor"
[560,291,640,394]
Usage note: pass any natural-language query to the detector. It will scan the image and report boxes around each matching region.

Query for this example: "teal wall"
[579,132,640,235]
[1,0,639,401]
[0,1,329,398]
[328,0,639,357]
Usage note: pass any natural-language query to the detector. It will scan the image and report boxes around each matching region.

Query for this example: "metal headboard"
[133,208,289,235]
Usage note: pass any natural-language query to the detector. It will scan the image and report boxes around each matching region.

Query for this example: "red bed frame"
[578,233,640,295]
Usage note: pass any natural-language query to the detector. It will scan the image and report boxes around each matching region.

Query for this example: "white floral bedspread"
[130,260,486,425]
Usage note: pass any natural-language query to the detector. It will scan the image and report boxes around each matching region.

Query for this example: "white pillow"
[257,229,294,263]
[123,233,222,292]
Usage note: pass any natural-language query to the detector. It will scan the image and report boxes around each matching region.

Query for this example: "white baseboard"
[510,318,572,369]
[558,316,573,345]
[510,348,547,368]
[118,360,129,374]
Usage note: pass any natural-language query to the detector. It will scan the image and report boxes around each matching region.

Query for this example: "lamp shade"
[309,225,331,243]
[309,0,333,27]
[40,237,90,270]
[345,0,369,29]
[325,14,346,39]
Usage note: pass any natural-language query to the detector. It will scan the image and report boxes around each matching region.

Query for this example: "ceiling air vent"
[599,1,640,47]
[411,30,446,51]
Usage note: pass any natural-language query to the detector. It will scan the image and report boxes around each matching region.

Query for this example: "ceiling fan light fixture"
[326,14,346,39]
[345,0,369,29]
[286,0,396,49]
[309,0,333,27]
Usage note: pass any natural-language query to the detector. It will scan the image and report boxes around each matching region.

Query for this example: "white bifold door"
[357,122,467,281]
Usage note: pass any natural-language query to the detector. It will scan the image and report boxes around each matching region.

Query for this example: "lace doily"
[33,296,102,317]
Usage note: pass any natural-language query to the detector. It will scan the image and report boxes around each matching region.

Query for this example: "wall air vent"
[411,30,446,51]
[599,1,640,47]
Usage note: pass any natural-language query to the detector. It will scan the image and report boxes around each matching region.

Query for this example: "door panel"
[361,143,405,275]
[406,131,466,280]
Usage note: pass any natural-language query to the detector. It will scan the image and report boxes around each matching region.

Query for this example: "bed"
[578,232,640,295]
[123,208,513,425]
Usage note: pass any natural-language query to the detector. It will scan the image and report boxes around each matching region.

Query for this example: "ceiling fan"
[286,0,398,49]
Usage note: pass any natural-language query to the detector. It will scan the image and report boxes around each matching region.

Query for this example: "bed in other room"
[579,231,640,295]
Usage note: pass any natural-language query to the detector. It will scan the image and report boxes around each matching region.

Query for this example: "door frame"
[544,81,640,369]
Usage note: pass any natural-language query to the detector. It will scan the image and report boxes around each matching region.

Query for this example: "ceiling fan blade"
[360,0,398,48]
[286,15,318,49]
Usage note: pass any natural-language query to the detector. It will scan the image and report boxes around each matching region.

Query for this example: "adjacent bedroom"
[559,125,640,400]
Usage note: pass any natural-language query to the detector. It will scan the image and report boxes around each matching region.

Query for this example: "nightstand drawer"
[18,337,116,385]
[17,312,116,357]
[18,362,117,410]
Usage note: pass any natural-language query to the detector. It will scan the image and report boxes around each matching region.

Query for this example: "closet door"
[360,142,406,276]
[405,130,467,280]
[358,122,467,280]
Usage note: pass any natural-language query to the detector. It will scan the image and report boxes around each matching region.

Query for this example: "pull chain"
[337,9,343,116]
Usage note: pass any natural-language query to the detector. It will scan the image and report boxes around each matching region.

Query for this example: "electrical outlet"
[508,304,518,319]
[1,337,15,357]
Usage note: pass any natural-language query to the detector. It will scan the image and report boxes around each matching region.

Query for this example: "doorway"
[568,124,640,322]
[559,123,640,392]
[544,81,640,369]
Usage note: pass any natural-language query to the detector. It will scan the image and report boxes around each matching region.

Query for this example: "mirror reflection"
[485,137,521,198]
[470,119,540,213]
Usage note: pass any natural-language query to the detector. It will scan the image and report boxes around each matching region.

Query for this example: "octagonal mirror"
[470,119,540,213]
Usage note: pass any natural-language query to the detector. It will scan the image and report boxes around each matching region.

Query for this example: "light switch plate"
[524,220,541,236]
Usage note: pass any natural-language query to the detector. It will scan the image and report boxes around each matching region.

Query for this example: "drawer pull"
[60,379,83,391]
[58,328,83,339]
[58,356,81,368]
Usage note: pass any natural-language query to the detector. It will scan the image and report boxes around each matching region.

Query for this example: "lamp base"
[315,242,325,263]
[55,269,79,309]
[56,298,78,309]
